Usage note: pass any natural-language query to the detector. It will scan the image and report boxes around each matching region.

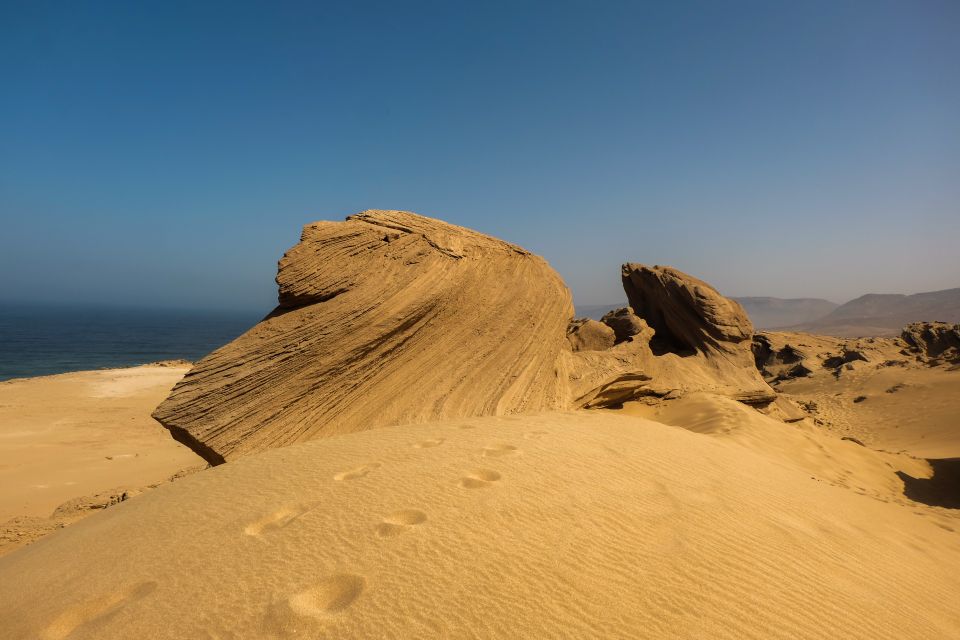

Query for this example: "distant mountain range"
[576,287,960,337]
[733,297,838,330]
[789,288,960,337]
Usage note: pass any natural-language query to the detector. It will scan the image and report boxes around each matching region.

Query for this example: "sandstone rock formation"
[566,319,616,352]
[599,307,648,344]
[565,265,774,408]
[153,210,573,463]
[155,212,775,463]
[623,264,752,355]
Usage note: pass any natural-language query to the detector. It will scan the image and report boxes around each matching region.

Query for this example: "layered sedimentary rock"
[599,307,647,344]
[155,213,775,463]
[623,265,752,355]
[153,210,573,463]
[564,265,775,408]
[566,319,616,352]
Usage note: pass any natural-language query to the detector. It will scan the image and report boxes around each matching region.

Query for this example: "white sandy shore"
[0,364,204,554]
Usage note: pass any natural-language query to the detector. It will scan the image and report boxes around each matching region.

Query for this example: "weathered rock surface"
[153,210,573,463]
[900,322,960,365]
[567,319,616,352]
[566,265,774,408]
[622,264,753,355]
[600,307,648,344]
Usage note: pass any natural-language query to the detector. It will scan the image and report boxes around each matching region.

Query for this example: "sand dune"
[1,408,958,639]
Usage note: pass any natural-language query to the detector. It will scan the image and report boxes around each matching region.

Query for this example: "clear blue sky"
[1,0,958,312]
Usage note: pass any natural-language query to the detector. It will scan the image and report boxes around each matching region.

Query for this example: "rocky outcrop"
[900,322,960,365]
[567,319,616,352]
[567,265,774,408]
[153,210,573,463]
[599,307,648,344]
[155,214,775,463]
[622,264,752,356]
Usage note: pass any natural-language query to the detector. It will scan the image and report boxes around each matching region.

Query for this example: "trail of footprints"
[42,581,157,640]
[49,436,525,633]
[333,462,381,481]
[277,439,521,618]
[376,509,428,537]
[459,468,502,488]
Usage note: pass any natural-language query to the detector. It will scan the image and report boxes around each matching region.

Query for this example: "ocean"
[0,303,264,382]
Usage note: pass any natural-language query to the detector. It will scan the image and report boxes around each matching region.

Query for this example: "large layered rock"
[153,210,573,463]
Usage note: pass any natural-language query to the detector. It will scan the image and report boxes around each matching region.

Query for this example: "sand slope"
[1,409,958,639]
[754,330,960,459]
[780,364,960,459]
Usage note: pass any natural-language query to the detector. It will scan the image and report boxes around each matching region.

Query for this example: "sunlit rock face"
[153,210,574,463]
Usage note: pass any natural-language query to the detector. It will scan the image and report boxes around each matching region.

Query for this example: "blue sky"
[1,0,958,311]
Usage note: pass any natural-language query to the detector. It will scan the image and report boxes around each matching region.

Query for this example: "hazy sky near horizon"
[1,0,958,312]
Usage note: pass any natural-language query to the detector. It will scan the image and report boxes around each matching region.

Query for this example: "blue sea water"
[0,303,265,382]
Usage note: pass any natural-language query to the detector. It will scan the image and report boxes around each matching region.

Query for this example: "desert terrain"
[0,211,957,639]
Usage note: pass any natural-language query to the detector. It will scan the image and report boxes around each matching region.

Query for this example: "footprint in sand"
[375,509,428,537]
[459,469,502,489]
[42,581,158,640]
[244,502,321,537]
[289,574,365,618]
[482,444,519,457]
[414,438,445,448]
[333,462,381,481]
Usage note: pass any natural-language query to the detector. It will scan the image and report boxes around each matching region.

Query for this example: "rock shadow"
[896,458,960,509]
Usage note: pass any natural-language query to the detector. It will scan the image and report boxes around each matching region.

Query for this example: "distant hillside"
[792,288,960,337]
[578,297,838,328]
[732,297,838,329]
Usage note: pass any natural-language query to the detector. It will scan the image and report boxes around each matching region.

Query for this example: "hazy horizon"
[2,1,958,311]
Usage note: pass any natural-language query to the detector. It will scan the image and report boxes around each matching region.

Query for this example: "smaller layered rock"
[568,265,775,408]
[567,319,615,352]
[622,264,752,356]
[600,307,649,344]
[900,322,960,365]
